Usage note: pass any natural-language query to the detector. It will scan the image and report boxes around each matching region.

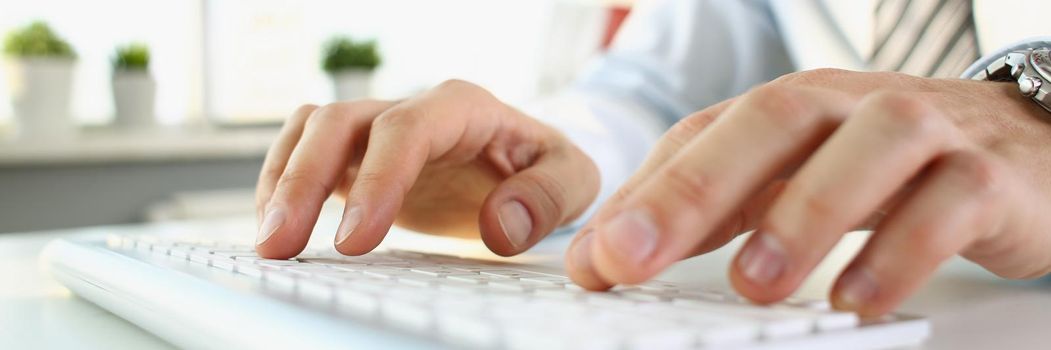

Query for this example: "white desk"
[2,214,1050,349]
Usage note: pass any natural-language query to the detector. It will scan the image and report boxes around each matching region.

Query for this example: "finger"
[333,80,504,255]
[730,92,959,303]
[830,151,1007,316]
[256,104,318,220]
[566,99,734,290]
[479,142,599,256]
[588,85,857,285]
[256,101,393,259]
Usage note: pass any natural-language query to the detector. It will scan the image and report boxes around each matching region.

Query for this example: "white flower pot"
[112,70,156,129]
[330,70,373,101]
[4,58,75,140]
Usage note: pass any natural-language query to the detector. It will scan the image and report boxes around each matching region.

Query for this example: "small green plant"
[3,21,76,58]
[112,43,150,71]
[322,36,380,73]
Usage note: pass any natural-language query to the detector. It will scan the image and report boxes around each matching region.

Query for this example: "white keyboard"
[44,235,930,350]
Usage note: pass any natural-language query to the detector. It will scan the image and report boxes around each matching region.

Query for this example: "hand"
[565,69,1051,316]
[255,80,598,259]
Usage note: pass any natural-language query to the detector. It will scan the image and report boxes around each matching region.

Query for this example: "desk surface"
[2,215,1050,349]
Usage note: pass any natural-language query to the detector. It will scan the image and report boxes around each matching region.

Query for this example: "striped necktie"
[869,0,980,78]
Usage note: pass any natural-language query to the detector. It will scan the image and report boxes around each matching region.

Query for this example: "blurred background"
[0,0,633,233]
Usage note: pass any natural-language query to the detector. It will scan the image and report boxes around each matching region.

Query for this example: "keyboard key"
[298,279,336,306]
[436,312,500,348]
[235,263,278,278]
[168,247,192,260]
[479,270,546,279]
[209,257,237,271]
[188,251,213,264]
[446,274,491,284]
[409,267,462,277]
[505,323,620,350]
[263,271,299,293]
[256,259,300,267]
[673,299,815,339]
[487,279,550,291]
[518,276,571,285]
[381,298,433,333]
[396,276,443,287]
[336,289,380,319]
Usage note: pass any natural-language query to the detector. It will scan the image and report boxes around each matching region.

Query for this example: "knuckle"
[740,84,817,131]
[435,78,481,93]
[522,171,570,221]
[310,99,387,127]
[283,104,319,129]
[660,166,720,211]
[292,103,319,119]
[278,169,333,198]
[864,91,945,140]
[309,102,357,126]
[371,105,425,130]
[944,151,1006,197]
[354,170,407,195]
[800,191,839,220]
[665,110,718,147]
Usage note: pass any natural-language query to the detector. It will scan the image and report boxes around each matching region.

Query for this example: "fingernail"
[256,207,285,245]
[602,209,658,264]
[572,232,595,272]
[335,206,362,245]
[498,200,532,248]
[836,267,878,310]
[737,232,787,286]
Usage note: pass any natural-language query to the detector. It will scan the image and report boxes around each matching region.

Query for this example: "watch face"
[1032,48,1051,80]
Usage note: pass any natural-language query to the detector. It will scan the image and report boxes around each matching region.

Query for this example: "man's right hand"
[254,80,599,259]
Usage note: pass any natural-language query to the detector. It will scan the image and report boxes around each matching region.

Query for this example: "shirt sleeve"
[525,0,796,234]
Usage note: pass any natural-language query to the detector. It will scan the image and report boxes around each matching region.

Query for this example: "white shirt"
[527,0,1051,232]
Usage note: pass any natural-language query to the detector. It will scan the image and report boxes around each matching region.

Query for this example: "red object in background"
[602,5,632,49]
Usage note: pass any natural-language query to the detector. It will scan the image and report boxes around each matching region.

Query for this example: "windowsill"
[0,126,278,168]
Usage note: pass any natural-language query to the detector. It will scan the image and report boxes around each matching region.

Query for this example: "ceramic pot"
[330,69,373,101]
[112,69,156,128]
[5,58,75,139]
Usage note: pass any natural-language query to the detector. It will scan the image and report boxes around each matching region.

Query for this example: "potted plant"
[111,43,156,128]
[2,21,76,139]
[322,36,380,101]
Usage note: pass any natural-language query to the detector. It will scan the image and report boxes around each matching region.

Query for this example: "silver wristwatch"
[971,48,1051,113]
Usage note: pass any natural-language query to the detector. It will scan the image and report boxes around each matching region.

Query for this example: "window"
[1,0,607,127]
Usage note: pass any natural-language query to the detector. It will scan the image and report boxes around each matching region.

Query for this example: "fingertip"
[254,226,308,260]
[479,198,537,257]
[253,206,308,259]
[333,225,384,256]
[478,203,518,257]
[334,241,373,256]
[728,232,800,304]
[478,181,554,256]
[565,232,614,291]
[828,266,893,317]
[589,214,662,285]
[333,203,396,256]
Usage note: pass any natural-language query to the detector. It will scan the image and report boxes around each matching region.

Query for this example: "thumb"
[479,145,599,256]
